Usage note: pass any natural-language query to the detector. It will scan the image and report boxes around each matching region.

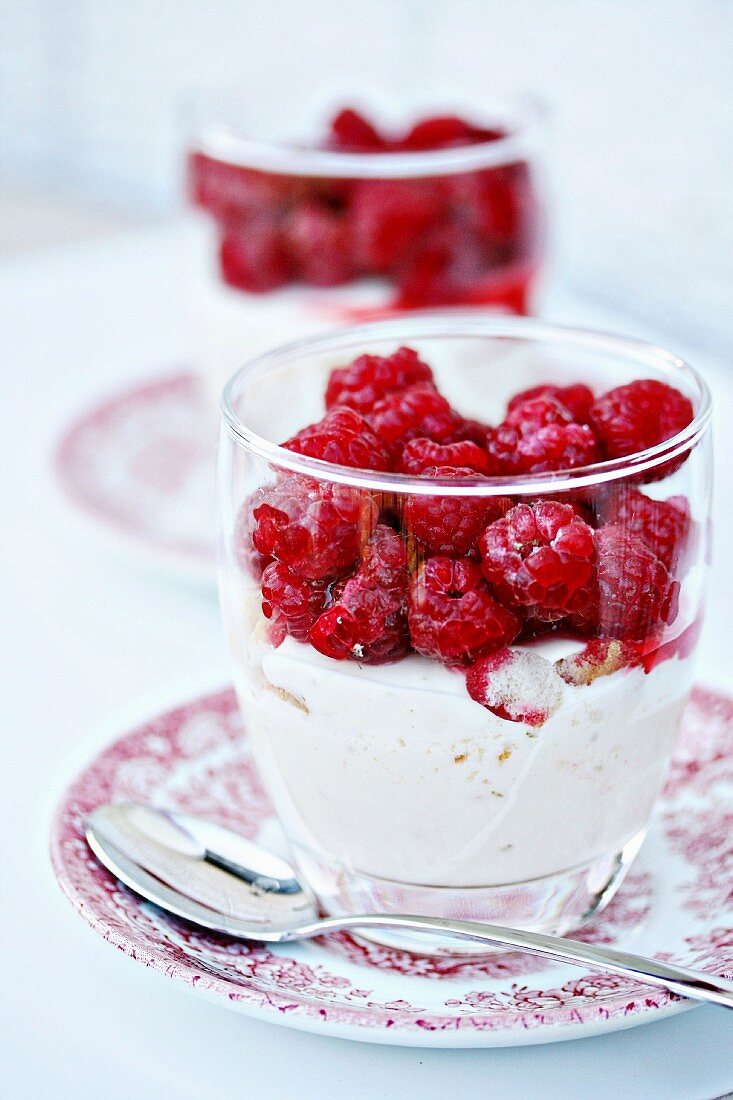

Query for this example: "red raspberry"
[454,162,534,250]
[188,154,295,217]
[325,346,433,415]
[284,201,352,286]
[397,438,494,475]
[571,525,680,642]
[394,220,491,308]
[251,476,377,580]
[504,395,574,434]
[350,179,446,271]
[218,217,292,292]
[327,108,388,152]
[507,384,595,425]
[260,562,329,643]
[308,525,409,663]
[485,418,600,475]
[479,501,596,622]
[368,383,459,450]
[399,116,505,151]
[598,488,691,573]
[555,639,642,686]
[466,649,563,726]
[589,379,693,459]
[408,556,520,666]
[283,407,391,471]
[405,467,511,556]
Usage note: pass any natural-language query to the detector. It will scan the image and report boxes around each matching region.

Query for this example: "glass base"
[292,831,646,955]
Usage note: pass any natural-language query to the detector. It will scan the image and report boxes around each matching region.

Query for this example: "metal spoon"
[85,803,733,1010]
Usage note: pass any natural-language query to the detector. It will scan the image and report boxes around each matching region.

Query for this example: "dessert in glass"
[218,315,711,953]
[187,94,544,397]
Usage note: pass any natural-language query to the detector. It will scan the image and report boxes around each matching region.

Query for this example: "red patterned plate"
[54,374,217,580]
[50,687,733,1047]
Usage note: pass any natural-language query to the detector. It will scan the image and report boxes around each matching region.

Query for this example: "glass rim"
[220,313,712,497]
[187,93,543,179]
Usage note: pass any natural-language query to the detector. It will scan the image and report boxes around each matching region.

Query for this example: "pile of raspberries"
[189,108,538,309]
[245,345,694,698]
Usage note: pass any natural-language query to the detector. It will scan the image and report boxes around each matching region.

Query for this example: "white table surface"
[2,224,732,1100]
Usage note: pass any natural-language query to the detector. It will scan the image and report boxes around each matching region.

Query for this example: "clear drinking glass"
[186,91,544,397]
[218,315,711,952]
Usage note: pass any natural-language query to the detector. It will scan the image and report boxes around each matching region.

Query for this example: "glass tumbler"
[218,315,711,953]
[186,91,544,399]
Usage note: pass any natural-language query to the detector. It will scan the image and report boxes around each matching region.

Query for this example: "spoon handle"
[293,914,733,1010]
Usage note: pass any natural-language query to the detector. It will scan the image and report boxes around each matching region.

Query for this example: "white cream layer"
[227,590,693,887]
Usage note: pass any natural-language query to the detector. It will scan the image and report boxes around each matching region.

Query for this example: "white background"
[1,4,733,1096]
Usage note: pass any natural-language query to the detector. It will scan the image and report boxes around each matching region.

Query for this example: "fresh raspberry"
[350,179,446,271]
[251,476,377,580]
[394,220,493,308]
[448,417,495,447]
[234,498,273,579]
[589,379,694,459]
[282,407,391,471]
[405,467,511,556]
[555,639,642,686]
[479,501,596,622]
[397,438,494,475]
[570,524,680,642]
[368,383,459,450]
[284,201,352,286]
[466,649,563,726]
[325,346,434,415]
[507,384,595,425]
[598,489,692,573]
[504,395,574,434]
[308,525,409,663]
[260,562,329,643]
[327,108,389,152]
[454,162,534,250]
[188,154,294,217]
[218,218,292,292]
[399,116,505,151]
[408,556,520,666]
[485,419,600,475]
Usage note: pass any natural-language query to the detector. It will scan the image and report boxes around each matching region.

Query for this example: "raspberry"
[598,488,691,573]
[485,419,600,475]
[589,379,693,459]
[251,476,377,580]
[571,525,680,642]
[397,438,494,475]
[188,154,295,217]
[479,501,596,622]
[466,649,563,726]
[399,116,505,151]
[218,217,292,292]
[284,201,352,286]
[260,562,329,643]
[405,467,510,556]
[308,525,409,663]
[350,179,445,271]
[394,220,492,308]
[507,384,595,425]
[234,498,273,579]
[504,395,574,434]
[282,407,391,471]
[327,108,388,152]
[555,639,642,686]
[408,556,520,666]
[325,346,433,415]
[368,383,459,450]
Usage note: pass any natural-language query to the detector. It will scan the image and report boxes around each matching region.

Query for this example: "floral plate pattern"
[50,686,733,1047]
[54,373,216,578]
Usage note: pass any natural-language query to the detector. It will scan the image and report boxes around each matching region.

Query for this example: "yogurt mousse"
[228,592,693,888]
